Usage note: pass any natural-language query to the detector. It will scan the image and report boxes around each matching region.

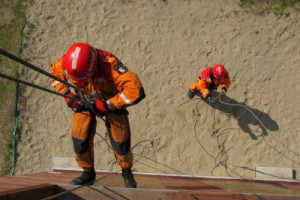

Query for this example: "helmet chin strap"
[67,71,93,81]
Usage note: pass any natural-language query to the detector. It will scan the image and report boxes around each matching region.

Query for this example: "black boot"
[69,168,96,185]
[188,89,195,99]
[122,167,137,188]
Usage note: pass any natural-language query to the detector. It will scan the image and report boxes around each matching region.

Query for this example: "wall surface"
[16,0,300,180]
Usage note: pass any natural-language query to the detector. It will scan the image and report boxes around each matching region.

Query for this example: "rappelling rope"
[0,72,100,115]
[192,95,300,183]
[180,92,300,158]
[0,48,87,93]
[0,73,67,99]
[218,95,300,158]
[0,48,111,117]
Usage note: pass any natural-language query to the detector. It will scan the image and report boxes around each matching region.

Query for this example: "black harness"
[208,69,216,90]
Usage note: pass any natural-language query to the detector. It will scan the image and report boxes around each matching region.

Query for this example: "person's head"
[62,43,98,81]
[212,64,225,78]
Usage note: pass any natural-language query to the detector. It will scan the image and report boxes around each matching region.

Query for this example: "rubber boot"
[122,167,137,188]
[69,168,96,185]
[188,89,195,99]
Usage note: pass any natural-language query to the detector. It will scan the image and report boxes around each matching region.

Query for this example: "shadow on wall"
[200,91,279,140]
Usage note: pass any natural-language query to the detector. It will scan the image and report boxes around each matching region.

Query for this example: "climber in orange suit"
[188,64,231,103]
[50,43,145,188]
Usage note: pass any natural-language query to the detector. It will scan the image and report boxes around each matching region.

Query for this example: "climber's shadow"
[198,91,279,140]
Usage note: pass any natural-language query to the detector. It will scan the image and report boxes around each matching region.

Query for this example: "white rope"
[218,95,300,158]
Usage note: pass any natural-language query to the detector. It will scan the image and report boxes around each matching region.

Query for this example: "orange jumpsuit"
[50,49,145,171]
[190,67,231,98]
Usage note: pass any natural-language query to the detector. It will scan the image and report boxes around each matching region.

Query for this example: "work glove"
[221,86,227,95]
[64,91,82,109]
[207,95,215,104]
[94,98,110,115]
[188,89,195,99]
[221,88,226,95]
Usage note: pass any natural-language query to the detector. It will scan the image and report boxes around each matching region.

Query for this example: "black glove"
[208,95,215,104]
[64,91,82,109]
[188,89,195,99]
[67,95,94,113]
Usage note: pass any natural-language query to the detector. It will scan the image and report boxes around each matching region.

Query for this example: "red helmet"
[213,64,225,78]
[62,43,98,81]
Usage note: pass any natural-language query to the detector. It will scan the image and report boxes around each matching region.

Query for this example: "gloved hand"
[221,88,226,95]
[207,95,215,104]
[94,98,109,115]
[188,89,195,99]
[221,87,227,95]
[64,91,82,109]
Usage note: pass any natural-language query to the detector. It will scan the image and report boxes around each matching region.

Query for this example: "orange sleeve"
[98,53,145,109]
[190,79,210,98]
[110,67,145,109]
[219,77,231,92]
[50,58,70,94]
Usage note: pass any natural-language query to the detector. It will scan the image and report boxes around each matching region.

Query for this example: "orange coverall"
[190,67,231,98]
[50,49,145,171]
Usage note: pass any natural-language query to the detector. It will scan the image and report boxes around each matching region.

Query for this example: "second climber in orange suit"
[188,64,231,103]
[50,43,145,188]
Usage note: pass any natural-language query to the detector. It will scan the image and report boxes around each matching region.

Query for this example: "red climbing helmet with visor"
[62,43,98,81]
[213,64,225,78]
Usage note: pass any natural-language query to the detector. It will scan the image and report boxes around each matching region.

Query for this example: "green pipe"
[10,16,26,176]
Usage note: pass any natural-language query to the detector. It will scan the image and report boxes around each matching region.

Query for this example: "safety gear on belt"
[208,95,215,104]
[69,168,96,185]
[213,64,225,78]
[122,167,137,188]
[62,43,98,81]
